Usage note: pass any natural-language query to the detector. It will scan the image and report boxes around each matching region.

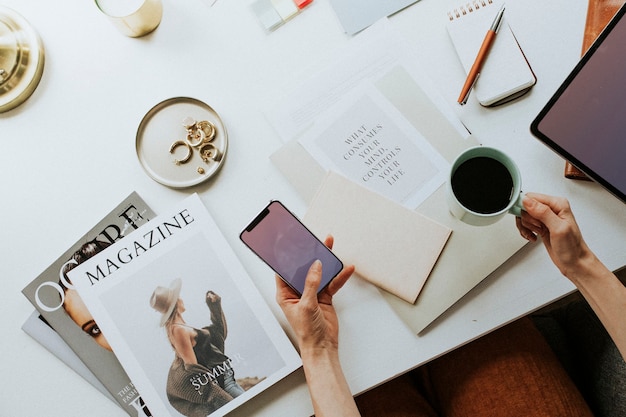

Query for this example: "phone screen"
[240,201,343,295]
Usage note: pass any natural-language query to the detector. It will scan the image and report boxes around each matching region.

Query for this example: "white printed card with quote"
[298,81,449,209]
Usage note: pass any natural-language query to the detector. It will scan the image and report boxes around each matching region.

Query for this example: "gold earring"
[169,141,192,165]
[199,143,218,163]
[196,120,217,143]
[186,128,205,147]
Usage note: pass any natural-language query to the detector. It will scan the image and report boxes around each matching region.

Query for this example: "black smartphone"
[240,200,344,296]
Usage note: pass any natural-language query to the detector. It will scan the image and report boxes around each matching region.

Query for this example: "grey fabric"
[532,295,626,417]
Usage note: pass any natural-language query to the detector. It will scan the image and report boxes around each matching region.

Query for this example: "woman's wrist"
[565,250,609,287]
[301,344,343,383]
[300,343,340,364]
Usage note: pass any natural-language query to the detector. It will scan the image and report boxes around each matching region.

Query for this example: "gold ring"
[169,140,192,165]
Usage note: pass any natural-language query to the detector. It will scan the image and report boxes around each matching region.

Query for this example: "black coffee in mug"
[451,156,514,214]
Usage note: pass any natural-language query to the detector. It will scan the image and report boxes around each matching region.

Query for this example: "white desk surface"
[2,0,625,416]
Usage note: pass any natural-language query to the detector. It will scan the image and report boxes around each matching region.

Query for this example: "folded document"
[304,171,451,303]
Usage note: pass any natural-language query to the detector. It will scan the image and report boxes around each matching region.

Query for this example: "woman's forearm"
[567,256,626,359]
[301,347,361,417]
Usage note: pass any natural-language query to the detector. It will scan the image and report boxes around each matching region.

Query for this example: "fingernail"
[522,194,534,208]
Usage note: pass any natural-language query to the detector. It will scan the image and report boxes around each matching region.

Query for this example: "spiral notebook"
[447,0,536,106]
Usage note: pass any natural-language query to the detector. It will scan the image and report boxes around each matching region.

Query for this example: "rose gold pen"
[457,4,506,105]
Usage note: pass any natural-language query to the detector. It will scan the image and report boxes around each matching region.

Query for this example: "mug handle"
[508,193,524,217]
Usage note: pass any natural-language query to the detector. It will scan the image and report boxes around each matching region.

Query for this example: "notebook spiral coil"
[447,0,494,21]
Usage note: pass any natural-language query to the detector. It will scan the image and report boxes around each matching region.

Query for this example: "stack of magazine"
[21,192,301,417]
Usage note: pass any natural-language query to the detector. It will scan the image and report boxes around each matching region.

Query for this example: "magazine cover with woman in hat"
[68,194,301,417]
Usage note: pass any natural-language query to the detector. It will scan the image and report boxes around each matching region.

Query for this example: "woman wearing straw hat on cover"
[150,278,244,417]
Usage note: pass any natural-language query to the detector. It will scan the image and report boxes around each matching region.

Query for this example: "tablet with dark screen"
[530,4,626,203]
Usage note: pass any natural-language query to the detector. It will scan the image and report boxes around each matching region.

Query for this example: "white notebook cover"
[447,0,536,106]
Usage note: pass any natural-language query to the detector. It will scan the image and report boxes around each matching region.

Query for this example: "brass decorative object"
[0,6,45,113]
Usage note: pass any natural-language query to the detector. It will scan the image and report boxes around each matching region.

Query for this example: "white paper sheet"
[266,18,468,144]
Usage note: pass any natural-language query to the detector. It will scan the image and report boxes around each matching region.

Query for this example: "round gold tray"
[136,97,228,188]
[0,6,45,113]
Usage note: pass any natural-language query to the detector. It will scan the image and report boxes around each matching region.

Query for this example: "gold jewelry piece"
[186,128,205,147]
[199,143,218,163]
[196,120,217,142]
[169,140,192,165]
[172,117,220,167]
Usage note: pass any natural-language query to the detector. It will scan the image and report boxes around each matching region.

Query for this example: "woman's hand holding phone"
[275,236,355,351]
[240,200,345,296]
[275,235,360,417]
